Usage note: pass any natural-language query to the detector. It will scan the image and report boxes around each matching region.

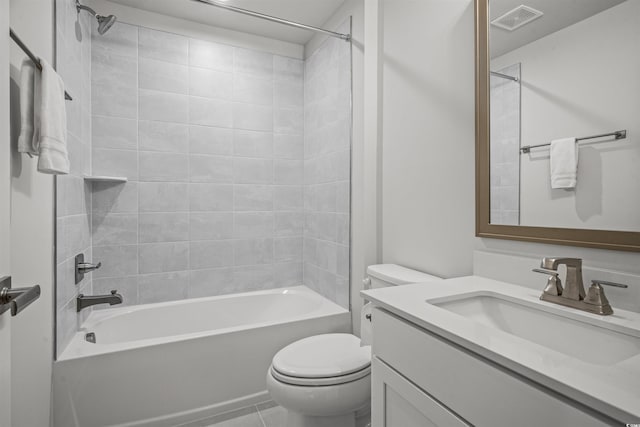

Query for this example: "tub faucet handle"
[75,253,102,284]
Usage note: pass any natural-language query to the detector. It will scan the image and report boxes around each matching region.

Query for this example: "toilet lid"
[272,333,371,379]
[270,364,371,386]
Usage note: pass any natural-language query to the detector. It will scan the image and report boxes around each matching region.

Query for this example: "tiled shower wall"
[89,23,309,307]
[55,0,93,355]
[56,18,351,353]
[490,63,520,226]
[302,25,351,308]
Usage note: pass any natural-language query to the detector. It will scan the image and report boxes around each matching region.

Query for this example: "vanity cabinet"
[370,308,613,427]
[372,356,469,427]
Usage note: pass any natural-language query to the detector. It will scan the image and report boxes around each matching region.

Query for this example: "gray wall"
[381,0,476,278]
[54,6,353,356]
[304,0,369,336]
[375,0,640,306]
[55,0,93,357]
[302,21,352,308]
[89,23,308,307]
[492,1,640,231]
[489,63,520,226]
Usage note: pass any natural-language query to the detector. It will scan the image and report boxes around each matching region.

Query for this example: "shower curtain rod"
[490,71,518,82]
[191,0,351,41]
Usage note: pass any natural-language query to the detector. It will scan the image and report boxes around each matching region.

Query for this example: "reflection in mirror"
[488,0,639,231]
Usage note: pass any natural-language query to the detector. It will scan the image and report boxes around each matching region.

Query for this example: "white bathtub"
[53,286,350,427]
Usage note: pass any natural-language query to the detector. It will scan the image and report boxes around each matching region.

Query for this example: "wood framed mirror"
[475,0,640,252]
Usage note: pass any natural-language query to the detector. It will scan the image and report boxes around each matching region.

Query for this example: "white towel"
[17,59,39,155]
[550,137,578,189]
[36,59,70,175]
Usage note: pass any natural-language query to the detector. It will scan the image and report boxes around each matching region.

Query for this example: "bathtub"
[53,286,350,427]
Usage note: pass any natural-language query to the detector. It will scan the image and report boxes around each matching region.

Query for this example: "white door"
[0,0,13,424]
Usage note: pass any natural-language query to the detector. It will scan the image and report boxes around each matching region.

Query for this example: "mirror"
[475,0,640,251]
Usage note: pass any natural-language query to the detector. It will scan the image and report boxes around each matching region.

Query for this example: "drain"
[85,332,96,343]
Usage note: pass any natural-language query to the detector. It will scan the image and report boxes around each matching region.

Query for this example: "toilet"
[266,264,443,427]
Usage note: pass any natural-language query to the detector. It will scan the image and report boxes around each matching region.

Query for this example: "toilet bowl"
[267,264,442,427]
[267,333,370,427]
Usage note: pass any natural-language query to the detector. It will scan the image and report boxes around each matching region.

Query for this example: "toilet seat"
[271,333,371,386]
[271,364,371,386]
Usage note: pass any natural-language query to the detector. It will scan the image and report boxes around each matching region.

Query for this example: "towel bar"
[9,28,73,101]
[520,130,627,154]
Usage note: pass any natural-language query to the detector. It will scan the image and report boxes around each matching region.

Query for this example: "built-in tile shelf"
[83,175,128,183]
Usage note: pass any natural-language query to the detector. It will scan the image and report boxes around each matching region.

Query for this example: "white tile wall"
[92,116,137,149]
[189,125,233,155]
[490,63,521,225]
[54,17,352,331]
[55,0,93,357]
[189,39,234,72]
[88,24,314,307]
[303,22,351,308]
[139,57,189,94]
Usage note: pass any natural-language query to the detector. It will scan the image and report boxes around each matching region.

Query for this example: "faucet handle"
[532,268,558,276]
[582,280,626,316]
[591,279,628,289]
[111,289,118,295]
[532,268,563,296]
[75,253,102,284]
[78,262,102,272]
[584,282,614,315]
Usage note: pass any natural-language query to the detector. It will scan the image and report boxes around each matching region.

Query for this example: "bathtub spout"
[77,290,123,312]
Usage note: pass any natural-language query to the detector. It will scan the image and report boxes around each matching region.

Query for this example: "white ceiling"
[106,0,347,45]
[490,0,627,57]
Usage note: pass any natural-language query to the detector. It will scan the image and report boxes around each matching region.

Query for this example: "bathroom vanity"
[363,277,640,427]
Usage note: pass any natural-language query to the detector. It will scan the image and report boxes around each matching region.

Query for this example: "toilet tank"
[365,264,442,289]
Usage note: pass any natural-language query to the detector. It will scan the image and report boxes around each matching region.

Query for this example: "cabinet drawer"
[372,308,615,427]
[372,356,469,427]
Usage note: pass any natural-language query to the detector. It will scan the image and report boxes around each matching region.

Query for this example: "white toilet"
[266,264,442,427]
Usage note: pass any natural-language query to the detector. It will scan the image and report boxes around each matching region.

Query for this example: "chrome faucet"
[77,290,123,312]
[533,257,627,315]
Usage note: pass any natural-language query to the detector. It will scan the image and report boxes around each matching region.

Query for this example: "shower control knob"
[75,253,102,284]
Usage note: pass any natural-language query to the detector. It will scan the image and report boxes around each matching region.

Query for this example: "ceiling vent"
[491,5,543,31]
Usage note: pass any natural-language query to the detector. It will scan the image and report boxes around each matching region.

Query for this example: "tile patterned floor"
[178,401,286,427]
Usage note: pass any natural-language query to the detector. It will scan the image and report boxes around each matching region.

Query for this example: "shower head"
[76,0,118,35]
[96,14,117,35]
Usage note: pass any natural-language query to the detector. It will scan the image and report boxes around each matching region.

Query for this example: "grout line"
[186,36,193,300]
[254,404,268,427]
[134,26,141,305]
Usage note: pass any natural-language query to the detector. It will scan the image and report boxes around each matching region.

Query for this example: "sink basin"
[430,292,640,365]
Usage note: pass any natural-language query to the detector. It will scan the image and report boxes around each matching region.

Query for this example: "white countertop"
[362,276,640,422]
